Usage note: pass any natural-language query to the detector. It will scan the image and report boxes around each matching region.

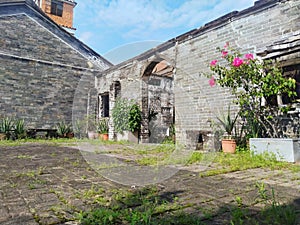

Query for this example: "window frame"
[51,0,63,17]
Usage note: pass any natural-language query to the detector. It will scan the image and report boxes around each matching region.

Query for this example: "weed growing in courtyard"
[76,186,198,225]
[229,182,299,225]
[193,150,297,177]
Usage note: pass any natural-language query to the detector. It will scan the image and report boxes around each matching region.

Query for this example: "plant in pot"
[209,43,296,140]
[0,117,14,140]
[216,106,239,153]
[97,118,109,141]
[208,43,298,160]
[112,98,142,142]
[56,121,73,138]
[14,119,27,139]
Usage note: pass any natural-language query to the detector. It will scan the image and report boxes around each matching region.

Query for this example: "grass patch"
[0,138,79,147]
[75,182,299,225]
[229,182,299,225]
[76,186,188,225]
[186,151,298,177]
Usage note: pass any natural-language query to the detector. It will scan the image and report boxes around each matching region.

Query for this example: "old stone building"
[95,0,300,148]
[0,0,112,130]
[0,0,299,147]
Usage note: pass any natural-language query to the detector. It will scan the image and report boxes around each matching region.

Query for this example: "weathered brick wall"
[0,14,88,68]
[97,0,300,148]
[0,55,95,129]
[0,7,110,130]
[173,0,300,147]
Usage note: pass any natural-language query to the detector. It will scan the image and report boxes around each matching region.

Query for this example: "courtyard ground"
[0,142,299,224]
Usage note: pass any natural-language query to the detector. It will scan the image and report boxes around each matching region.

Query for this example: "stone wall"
[0,3,110,130]
[0,52,97,129]
[174,0,300,147]
[95,0,300,148]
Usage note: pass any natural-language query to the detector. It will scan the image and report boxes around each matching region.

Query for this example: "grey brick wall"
[0,15,90,68]
[0,54,96,129]
[96,0,300,148]
[173,0,300,147]
[0,11,109,130]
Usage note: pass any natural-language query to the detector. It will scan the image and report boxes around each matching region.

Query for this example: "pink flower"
[244,53,254,60]
[232,57,244,67]
[210,60,218,66]
[209,76,216,87]
[224,42,229,48]
[222,51,228,57]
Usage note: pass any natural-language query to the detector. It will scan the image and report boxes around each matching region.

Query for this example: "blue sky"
[74,0,255,64]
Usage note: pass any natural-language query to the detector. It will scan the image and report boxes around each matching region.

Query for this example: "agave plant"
[216,106,239,137]
[0,117,14,139]
[96,118,109,134]
[56,121,73,138]
[14,119,26,139]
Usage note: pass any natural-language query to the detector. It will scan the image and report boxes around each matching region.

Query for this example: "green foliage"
[216,105,239,136]
[56,121,72,137]
[76,186,185,225]
[112,98,142,133]
[0,117,14,138]
[97,118,109,134]
[14,119,26,139]
[128,103,142,132]
[229,183,298,225]
[209,44,297,138]
[197,150,292,177]
[0,117,26,140]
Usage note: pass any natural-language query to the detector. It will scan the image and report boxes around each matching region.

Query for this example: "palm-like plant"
[216,106,239,137]
[14,119,26,139]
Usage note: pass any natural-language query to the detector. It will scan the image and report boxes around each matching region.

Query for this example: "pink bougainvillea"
[232,57,244,67]
[210,60,218,66]
[222,51,228,57]
[209,76,216,87]
[244,53,254,60]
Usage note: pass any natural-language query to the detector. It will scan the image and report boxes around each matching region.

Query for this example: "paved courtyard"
[0,143,299,224]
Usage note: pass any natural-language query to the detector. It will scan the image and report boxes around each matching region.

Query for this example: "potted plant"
[209,43,298,160]
[97,118,109,141]
[0,117,14,140]
[56,121,73,138]
[216,106,239,153]
[112,98,142,142]
[14,119,27,139]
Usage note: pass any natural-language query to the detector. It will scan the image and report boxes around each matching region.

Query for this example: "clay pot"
[99,133,109,141]
[221,139,236,153]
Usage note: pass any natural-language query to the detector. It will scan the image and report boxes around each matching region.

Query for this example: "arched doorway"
[141,59,175,143]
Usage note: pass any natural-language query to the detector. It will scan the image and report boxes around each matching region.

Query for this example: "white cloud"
[74,0,256,52]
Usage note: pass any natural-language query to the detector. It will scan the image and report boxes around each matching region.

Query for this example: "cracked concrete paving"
[0,143,299,224]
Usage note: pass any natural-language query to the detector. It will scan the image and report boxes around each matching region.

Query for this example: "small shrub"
[14,119,26,139]
[56,121,73,138]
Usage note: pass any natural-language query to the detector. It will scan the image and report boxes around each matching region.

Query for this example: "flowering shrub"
[209,43,296,138]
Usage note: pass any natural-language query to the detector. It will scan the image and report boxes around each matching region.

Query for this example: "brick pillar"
[140,77,149,143]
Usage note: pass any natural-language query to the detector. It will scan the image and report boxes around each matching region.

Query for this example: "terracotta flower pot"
[221,139,236,153]
[99,133,109,141]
